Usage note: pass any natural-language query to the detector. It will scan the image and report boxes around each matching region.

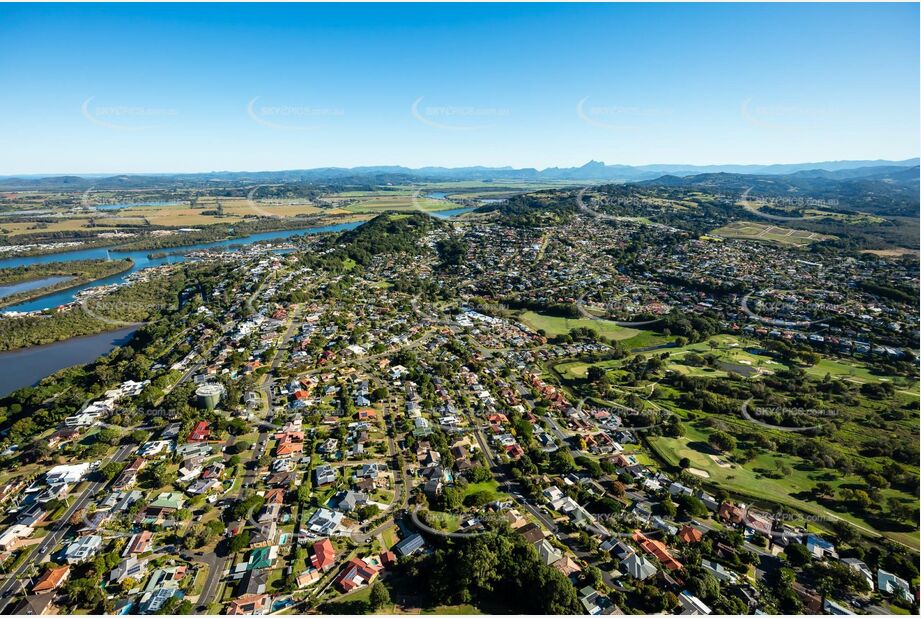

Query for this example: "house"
[334,557,381,592]
[554,555,582,577]
[701,559,738,584]
[110,557,148,584]
[517,522,545,544]
[678,590,712,615]
[718,501,746,525]
[123,531,154,556]
[251,522,278,547]
[878,569,915,603]
[355,463,383,480]
[306,508,344,536]
[10,593,56,615]
[841,558,873,592]
[579,586,614,615]
[678,525,704,544]
[187,421,211,442]
[311,538,336,571]
[602,539,635,561]
[46,463,91,485]
[314,464,337,486]
[63,535,102,564]
[149,492,186,511]
[535,539,563,566]
[296,569,321,588]
[226,594,272,615]
[241,546,278,572]
[0,524,34,552]
[264,488,285,505]
[138,440,172,458]
[804,534,837,559]
[236,570,268,596]
[393,533,425,557]
[793,582,823,614]
[621,553,657,580]
[32,566,70,593]
[337,490,367,513]
[633,530,683,570]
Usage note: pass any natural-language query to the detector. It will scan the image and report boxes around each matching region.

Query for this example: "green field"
[519,310,641,340]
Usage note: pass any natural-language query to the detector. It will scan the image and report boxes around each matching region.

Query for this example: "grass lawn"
[421,605,483,614]
[461,480,504,502]
[423,511,462,533]
[187,563,209,597]
[519,311,640,341]
[803,357,919,394]
[381,525,399,550]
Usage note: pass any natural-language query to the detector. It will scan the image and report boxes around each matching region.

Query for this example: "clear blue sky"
[0,3,917,174]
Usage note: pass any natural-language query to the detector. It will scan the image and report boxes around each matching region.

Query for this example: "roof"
[634,530,683,570]
[311,538,336,570]
[227,594,271,615]
[622,553,657,580]
[517,522,545,544]
[32,566,69,593]
[678,525,704,544]
[394,533,426,557]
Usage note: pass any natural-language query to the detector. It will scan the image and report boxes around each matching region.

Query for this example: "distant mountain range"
[0,158,918,190]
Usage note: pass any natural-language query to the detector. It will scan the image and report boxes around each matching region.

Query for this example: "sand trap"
[708,454,732,468]
[687,468,710,478]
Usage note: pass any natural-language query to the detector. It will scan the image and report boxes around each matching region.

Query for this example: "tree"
[679,457,691,469]
[587,366,608,383]
[784,542,812,567]
[708,430,736,453]
[550,449,575,473]
[660,496,678,518]
[129,429,151,444]
[228,530,251,554]
[675,494,708,518]
[369,581,391,609]
[99,461,126,482]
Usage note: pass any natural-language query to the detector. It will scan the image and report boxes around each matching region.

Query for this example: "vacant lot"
[711,221,834,247]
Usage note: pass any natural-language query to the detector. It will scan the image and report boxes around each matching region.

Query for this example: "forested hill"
[326,212,444,266]
[640,167,920,217]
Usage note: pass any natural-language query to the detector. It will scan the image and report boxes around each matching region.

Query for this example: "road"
[197,304,300,611]
[0,443,135,612]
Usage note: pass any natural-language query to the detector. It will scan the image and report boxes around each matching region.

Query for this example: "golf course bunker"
[687,468,710,478]
[708,454,733,468]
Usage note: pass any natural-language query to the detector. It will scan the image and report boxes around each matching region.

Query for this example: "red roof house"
[311,538,336,572]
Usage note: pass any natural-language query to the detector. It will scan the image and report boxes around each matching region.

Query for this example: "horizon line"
[3,156,919,178]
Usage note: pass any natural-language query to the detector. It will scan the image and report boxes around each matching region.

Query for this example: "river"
[0,326,139,397]
[0,276,74,299]
[0,223,361,313]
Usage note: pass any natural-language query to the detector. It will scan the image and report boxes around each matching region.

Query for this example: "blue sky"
[0,3,918,174]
